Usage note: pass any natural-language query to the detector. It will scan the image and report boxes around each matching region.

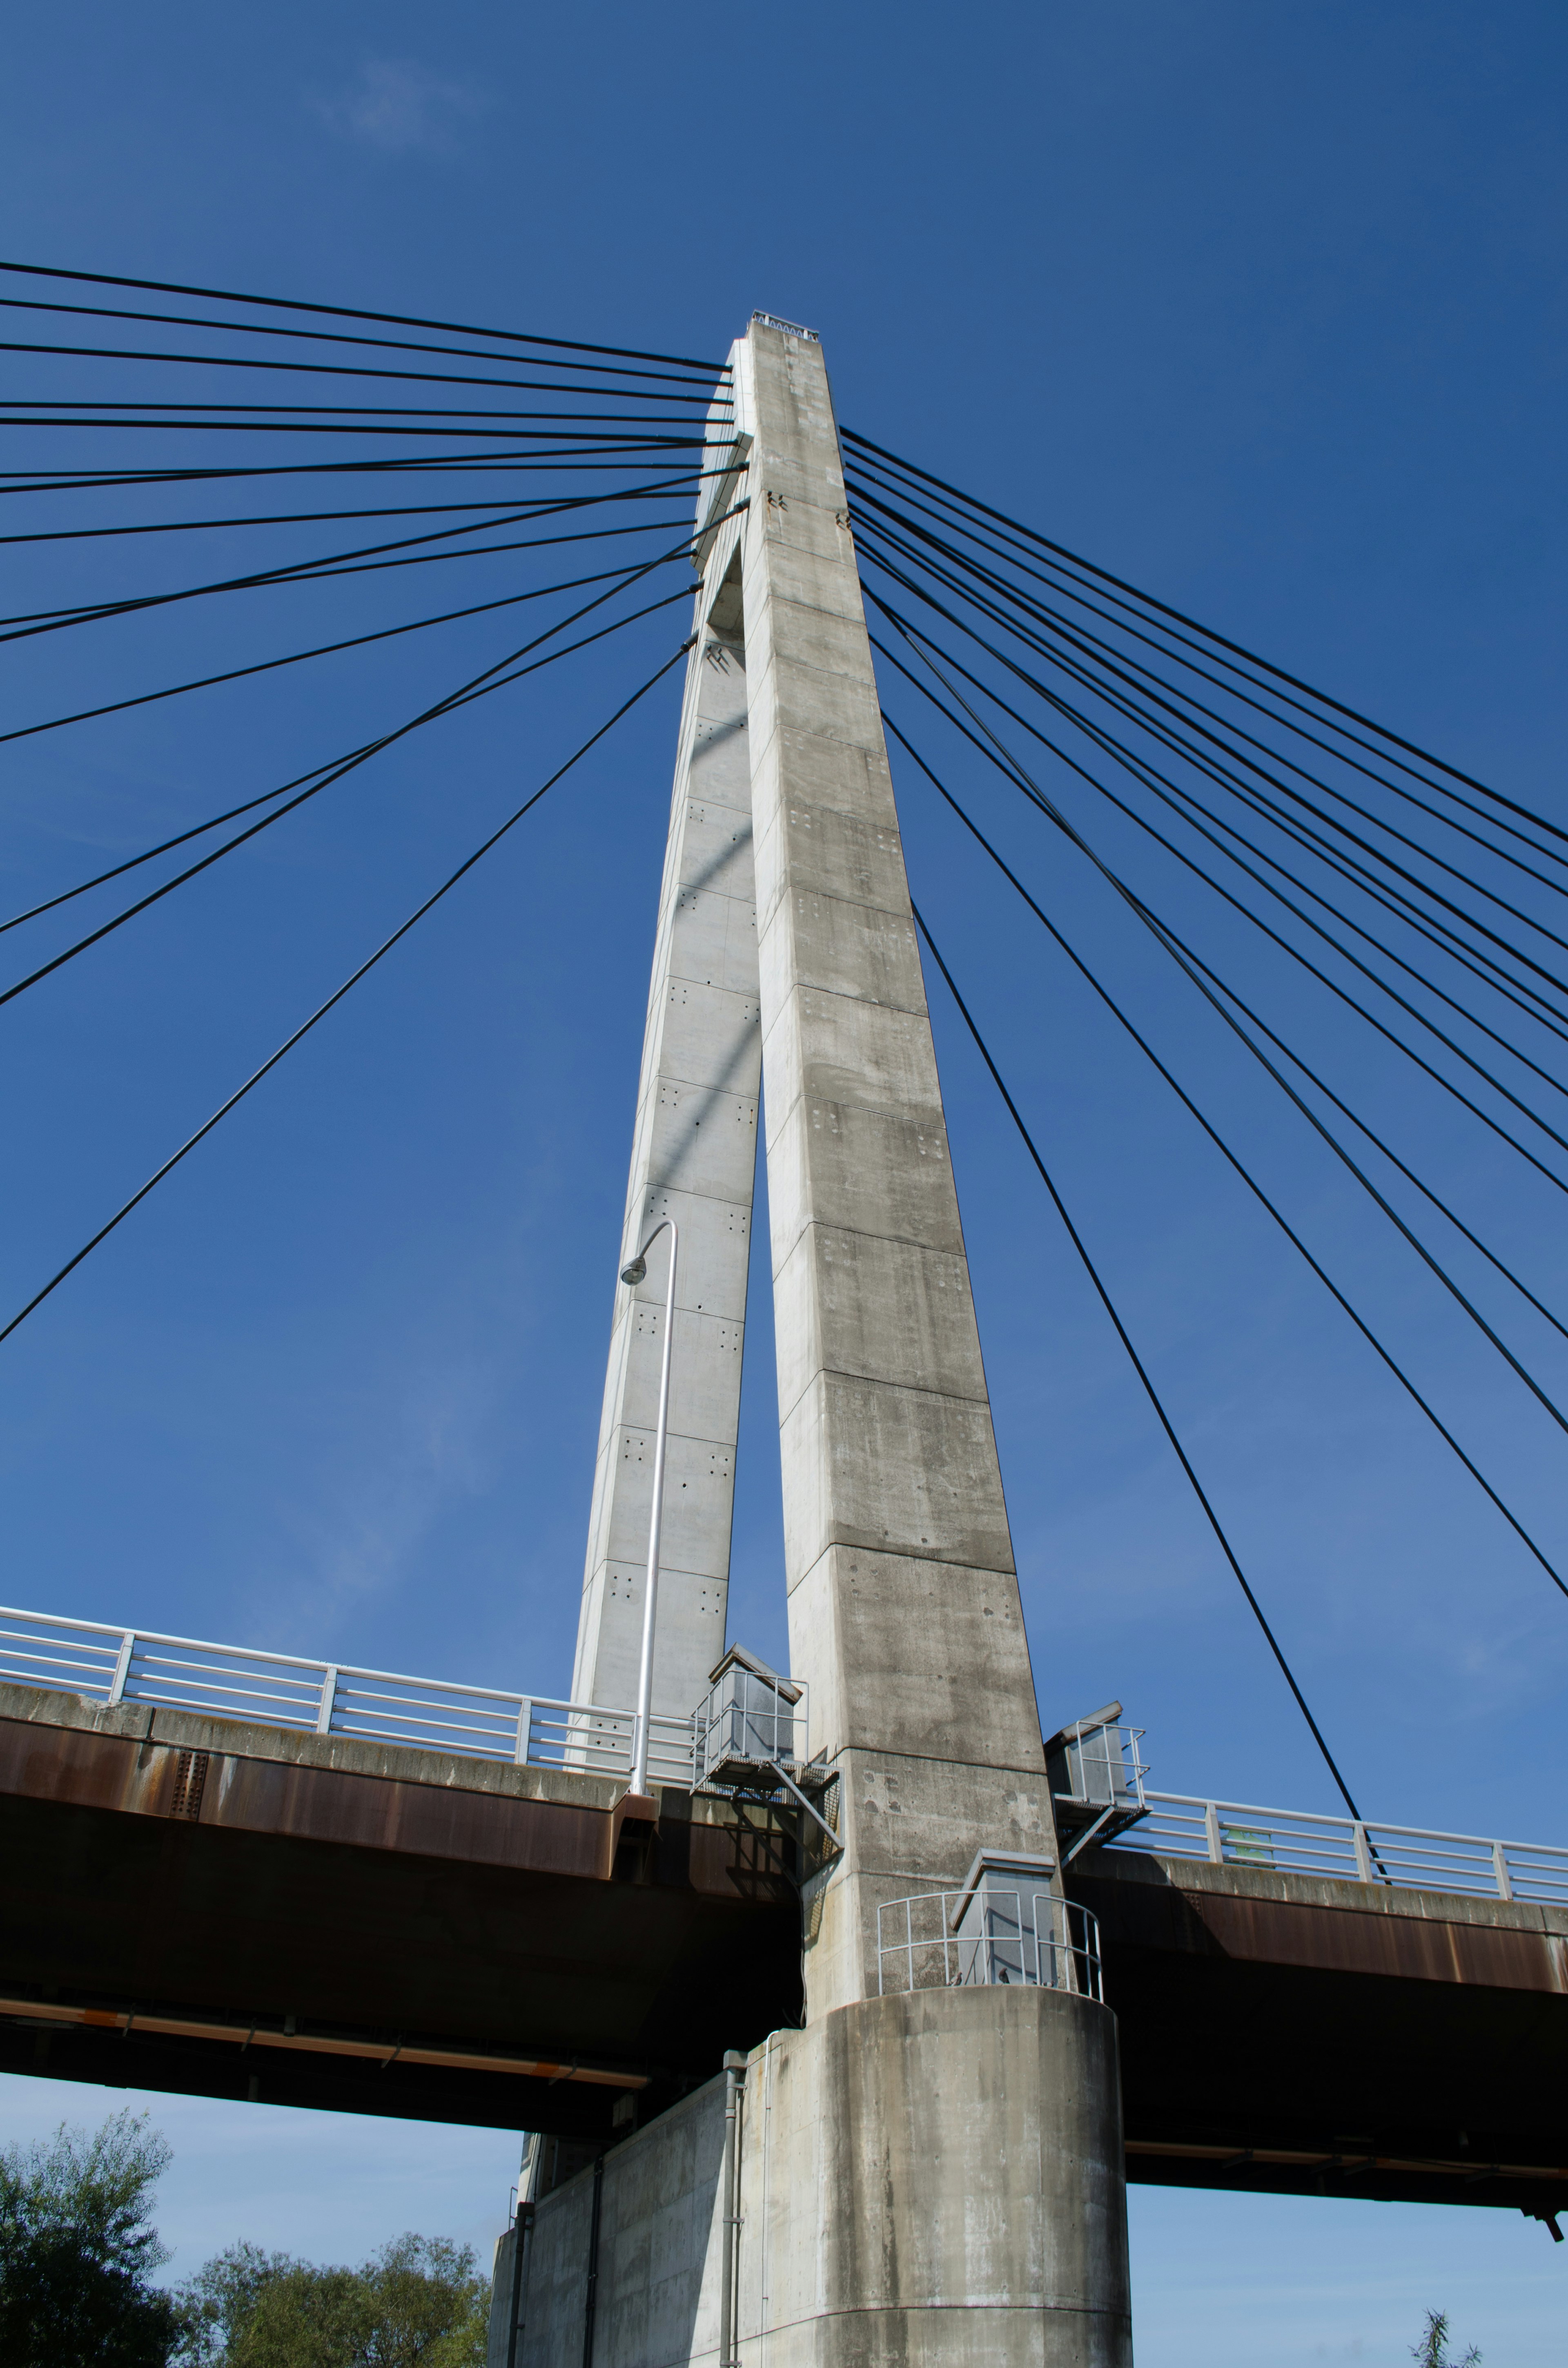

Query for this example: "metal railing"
[694,1659,806,1788]
[878,1890,1102,2000]
[6,1601,1565,1902]
[0,1605,700,1788]
[1110,1791,1568,1906]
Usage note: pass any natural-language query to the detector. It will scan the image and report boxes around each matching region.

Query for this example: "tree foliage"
[1412,2309,1481,2368]
[174,2231,488,2368]
[0,2108,182,2368]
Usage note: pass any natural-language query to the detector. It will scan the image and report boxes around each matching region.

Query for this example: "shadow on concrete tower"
[504,313,1133,2368]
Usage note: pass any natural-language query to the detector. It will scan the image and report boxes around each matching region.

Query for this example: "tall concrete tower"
[564,313,1132,2366]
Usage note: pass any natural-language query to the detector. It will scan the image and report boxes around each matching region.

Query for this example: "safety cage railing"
[878,1888,1103,2001]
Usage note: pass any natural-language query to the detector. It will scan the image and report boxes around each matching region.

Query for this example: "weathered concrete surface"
[520,2078,727,2368]
[556,314,1127,2366]
[486,2224,522,2368]
[512,1987,1132,2368]
[573,444,761,1720]
[734,317,1060,2020]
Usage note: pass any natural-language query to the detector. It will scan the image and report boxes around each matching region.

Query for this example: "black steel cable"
[0,512,732,1004]
[0,415,706,445]
[0,477,702,549]
[1046,678,1568,1076]
[855,517,1568,1053]
[848,455,1568,888]
[0,258,730,376]
[0,403,710,434]
[0,293,727,391]
[866,602,1568,1181]
[855,438,1539,838]
[855,522,1568,1018]
[1,579,698,940]
[886,718,1568,1603]
[850,474,1568,897]
[0,507,695,647]
[859,531,1568,1059]
[883,638,1568,1438]
[852,513,1568,1019]
[910,898,1366,1814]
[862,490,1568,933]
[0,337,717,405]
[843,427,1567,849]
[0,642,693,1350]
[0,546,694,751]
[889,725,1568,1347]
[887,599,1568,1182]
[0,450,728,497]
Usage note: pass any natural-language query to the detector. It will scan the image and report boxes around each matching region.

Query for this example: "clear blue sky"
[0,4,1563,2359]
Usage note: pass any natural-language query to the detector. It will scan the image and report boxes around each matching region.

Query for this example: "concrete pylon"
[563,315,1132,2366]
[737,320,1058,2016]
[571,470,759,1720]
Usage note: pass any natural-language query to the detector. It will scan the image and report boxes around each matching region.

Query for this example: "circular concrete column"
[742,1984,1132,2365]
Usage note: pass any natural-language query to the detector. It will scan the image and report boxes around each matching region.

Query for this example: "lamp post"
[619,1217,678,1799]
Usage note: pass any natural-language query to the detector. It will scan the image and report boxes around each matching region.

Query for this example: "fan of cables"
[0,255,738,964]
[839,424,1568,1810]
[2,263,1561,1809]
[0,258,740,1336]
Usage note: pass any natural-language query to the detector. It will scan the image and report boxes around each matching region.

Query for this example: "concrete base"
[508,1987,1131,2366]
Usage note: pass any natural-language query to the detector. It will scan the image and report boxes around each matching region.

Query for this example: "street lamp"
[620,1217,678,1799]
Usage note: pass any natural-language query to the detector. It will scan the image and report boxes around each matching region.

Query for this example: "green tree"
[0,2108,182,2368]
[174,2232,487,2368]
[1412,2309,1481,2368]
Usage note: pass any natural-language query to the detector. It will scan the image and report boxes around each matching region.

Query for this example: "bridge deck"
[1076,1844,1568,2220]
[0,1680,800,2140]
[2,1673,1562,2217]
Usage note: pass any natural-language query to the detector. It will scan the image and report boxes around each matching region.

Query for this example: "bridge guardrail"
[1111,1791,1568,1906]
[0,1605,699,1789]
[5,1603,1566,1899]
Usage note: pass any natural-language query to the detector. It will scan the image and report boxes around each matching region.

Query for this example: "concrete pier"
[504,1990,1128,2367]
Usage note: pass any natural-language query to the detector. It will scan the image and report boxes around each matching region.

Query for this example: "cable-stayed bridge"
[0,270,1564,2364]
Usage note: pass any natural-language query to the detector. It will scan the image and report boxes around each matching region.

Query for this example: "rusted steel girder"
[1074,1847,1568,2218]
[0,1683,802,2137]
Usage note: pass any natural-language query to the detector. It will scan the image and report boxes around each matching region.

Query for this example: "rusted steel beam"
[0,1998,647,2086]
[1079,1846,1568,1992]
[1126,2137,1568,2185]
[1072,1849,1568,2212]
[0,1681,804,2133]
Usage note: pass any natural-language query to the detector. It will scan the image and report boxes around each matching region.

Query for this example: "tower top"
[750,309,819,341]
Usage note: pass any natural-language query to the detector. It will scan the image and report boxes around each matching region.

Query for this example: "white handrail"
[1110,1789,1568,1905]
[0,1603,700,1787]
[5,1601,1563,1901]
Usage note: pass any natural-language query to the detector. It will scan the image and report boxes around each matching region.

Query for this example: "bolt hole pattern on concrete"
[561,319,1133,2368]
[572,524,761,1724]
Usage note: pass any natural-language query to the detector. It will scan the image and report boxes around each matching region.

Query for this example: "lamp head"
[620,1255,648,1287]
